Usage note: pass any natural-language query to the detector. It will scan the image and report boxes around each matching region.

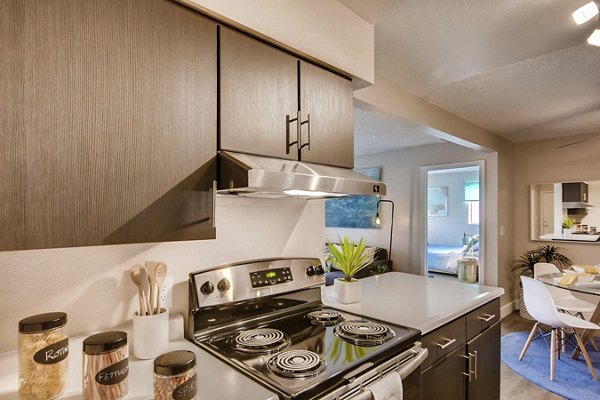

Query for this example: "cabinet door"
[467,322,500,400]
[422,344,467,400]
[220,27,298,160]
[0,0,26,249]
[299,61,354,168]
[2,0,217,250]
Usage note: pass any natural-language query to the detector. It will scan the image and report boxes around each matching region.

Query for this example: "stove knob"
[306,266,316,276]
[200,281,214,295]
[217,277,231,292]
[314,265,325,275]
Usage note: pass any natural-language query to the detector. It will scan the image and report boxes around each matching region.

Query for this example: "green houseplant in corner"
[327,236,376,304]
[512,245,572,319]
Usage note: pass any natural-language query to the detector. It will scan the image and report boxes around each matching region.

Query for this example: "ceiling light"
[588,29,600,46]
[572,1,599,25]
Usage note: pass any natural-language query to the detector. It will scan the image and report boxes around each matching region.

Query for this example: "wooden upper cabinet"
[219,27,298,160]
[1,0,217,250]
[219,28,354,168]
[299,61,354,168]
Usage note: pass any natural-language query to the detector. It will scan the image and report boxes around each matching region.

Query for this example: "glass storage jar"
[83,331,129,400]
[18,312,69,400]
[154,350,197,400]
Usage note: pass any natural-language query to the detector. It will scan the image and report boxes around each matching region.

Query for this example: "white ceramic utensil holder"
[132,308,169,360]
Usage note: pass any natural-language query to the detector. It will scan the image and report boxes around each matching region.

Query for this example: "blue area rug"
[501,332,600,400]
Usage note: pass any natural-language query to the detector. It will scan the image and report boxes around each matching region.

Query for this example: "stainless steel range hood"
[218,151,386,199]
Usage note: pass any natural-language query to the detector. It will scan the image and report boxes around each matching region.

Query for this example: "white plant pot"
[563,227,573,236]
[334,278,362,304]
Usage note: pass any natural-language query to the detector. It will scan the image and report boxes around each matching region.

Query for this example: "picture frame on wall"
[428,186,448,217]
[325,167,381,229]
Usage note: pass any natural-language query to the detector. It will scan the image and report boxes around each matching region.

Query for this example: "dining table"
[537,272,600,359]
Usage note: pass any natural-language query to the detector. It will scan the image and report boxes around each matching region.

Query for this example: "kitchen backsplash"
[0,197,325,352]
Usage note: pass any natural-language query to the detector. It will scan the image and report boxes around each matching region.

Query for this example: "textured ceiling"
[354,106,442,156]
[342,0,600,143]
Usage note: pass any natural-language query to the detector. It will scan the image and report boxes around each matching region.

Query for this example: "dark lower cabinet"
[422,344,466,400]
[467,322,500,400]
[421,299,500,400]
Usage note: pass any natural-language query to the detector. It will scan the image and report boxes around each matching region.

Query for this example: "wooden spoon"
[145,261,160,315]
[155,262,168,314]
[130,264,148,316]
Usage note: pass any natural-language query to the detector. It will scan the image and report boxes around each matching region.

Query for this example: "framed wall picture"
[325,167,381,229]
[428,186,448,217]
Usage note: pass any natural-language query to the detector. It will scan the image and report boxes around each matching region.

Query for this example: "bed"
[427,245,466,274]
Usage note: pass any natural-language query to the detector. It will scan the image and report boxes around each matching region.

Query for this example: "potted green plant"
[512,250,542,320]
[563,217,575,236]
[536,244,572,270]
[512,245,572,319]
[327,236,376,304]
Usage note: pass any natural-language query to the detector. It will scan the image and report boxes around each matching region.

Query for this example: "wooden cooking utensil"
[130,264,148,316]
[145,261,160,315]
[155,262,168,314]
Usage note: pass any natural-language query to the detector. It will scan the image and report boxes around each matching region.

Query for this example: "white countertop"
[322,272,504,335]
[0,316,277,400]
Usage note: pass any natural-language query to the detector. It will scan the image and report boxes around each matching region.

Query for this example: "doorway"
[540,191,554,236]
[423,161,484,283]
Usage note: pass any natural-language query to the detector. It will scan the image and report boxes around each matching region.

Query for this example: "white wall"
[0,197,324,352]
[325,142,502,290]
[581,181,600,228]
[427,170,479,246]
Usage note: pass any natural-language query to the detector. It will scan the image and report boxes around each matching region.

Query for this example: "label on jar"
[173,374,197,400]
[95,357,129,385]
[33,338,69,364]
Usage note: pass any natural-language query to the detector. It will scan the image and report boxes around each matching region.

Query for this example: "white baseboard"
[501,300,517,319]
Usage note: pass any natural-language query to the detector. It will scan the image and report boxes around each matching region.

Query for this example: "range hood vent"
[562,182,593,210]
[218,151,386,199]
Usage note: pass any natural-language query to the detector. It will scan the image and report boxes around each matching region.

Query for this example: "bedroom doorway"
[423,162,484,283]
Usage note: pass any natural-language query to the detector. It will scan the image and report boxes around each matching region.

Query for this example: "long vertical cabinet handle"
[461,354,472,382]
[212,180,217,229]
[299,113,310,151]
[285,114,299,154]
[473,350,478,380]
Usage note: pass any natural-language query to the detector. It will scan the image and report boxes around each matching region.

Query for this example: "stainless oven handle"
[347,347,429,400]
[399,347,428,379]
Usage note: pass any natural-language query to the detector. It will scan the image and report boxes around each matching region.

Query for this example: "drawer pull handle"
[434,337,456,349]
[478,314,496,323]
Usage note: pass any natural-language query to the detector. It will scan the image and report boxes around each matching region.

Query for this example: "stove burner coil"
[306,310,344,326]
[230,328,290,354]
[268,350,326,378]
[334,320,395,346]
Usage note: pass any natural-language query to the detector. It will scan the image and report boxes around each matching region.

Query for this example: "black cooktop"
[195,305,420,400]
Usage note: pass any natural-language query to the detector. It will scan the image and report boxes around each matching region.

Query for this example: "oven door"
[321,343,428,400]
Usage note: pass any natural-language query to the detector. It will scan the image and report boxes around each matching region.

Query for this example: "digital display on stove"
[250,267,293,288]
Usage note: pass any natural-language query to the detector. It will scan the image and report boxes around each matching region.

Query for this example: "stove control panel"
[190,258,324,308]
[250,267,293,288]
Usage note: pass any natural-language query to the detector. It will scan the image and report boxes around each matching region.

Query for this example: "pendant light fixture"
[572,1,600,46]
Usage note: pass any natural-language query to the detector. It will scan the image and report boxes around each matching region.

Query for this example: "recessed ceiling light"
[588,29,600,46]
[572,1,599,25]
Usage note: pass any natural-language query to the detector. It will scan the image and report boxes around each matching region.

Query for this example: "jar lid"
[19,312,67,333]
[154,350,196,376]
[83,331,127,355]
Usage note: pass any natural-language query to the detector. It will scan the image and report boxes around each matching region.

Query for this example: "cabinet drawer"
[421,316,466,369]
[466,298,500,341]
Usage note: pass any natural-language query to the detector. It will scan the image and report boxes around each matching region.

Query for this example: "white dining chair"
[534,262,599,352]
[519,276,599,381]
